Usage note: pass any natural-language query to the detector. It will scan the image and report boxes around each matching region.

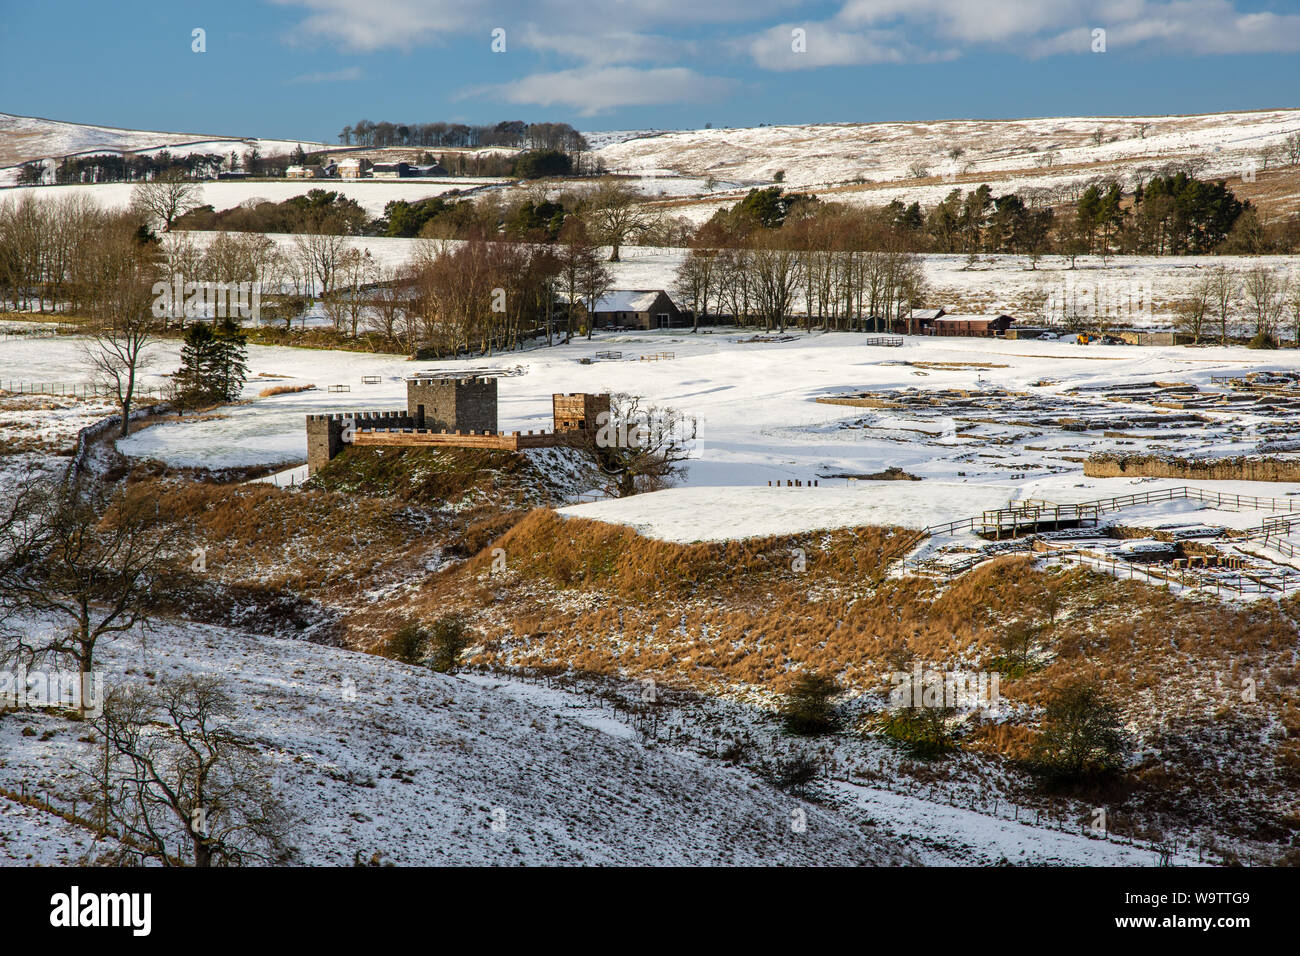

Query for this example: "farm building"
[587,290,684,330]
[336,157,367,179]
[931,314,1016,337]
[892,308,945,334]
[285,164,327,179]
[372,161,450,178]
[371,162,412,179]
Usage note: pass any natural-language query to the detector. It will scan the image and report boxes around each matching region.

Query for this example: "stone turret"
[306,410,414,474]
[407,376,498,433]
[552,393,611,434]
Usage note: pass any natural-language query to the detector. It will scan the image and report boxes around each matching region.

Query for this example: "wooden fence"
[897,485,1300,583]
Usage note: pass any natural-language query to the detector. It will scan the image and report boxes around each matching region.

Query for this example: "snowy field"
[7,326,1300,543]
[595,109,1300,186]
[557,483,1021,539]
[0,111,328,183]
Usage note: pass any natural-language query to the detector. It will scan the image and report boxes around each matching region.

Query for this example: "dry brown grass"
[258,384,316,398]
[461,508,903,599]
[395,517,1300,748]
[104,471,1300,844]
[142,480,441,596]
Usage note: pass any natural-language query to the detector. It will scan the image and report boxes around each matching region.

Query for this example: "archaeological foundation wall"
[1085,453,1300,482]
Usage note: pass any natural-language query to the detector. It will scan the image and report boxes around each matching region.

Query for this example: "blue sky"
[3,0,1299,143]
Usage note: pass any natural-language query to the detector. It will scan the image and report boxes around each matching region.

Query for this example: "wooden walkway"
[895,485,1300,585]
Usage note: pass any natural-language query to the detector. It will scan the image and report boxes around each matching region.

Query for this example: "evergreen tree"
[1029,681,1129,781]
[174,320,247,405]
[779,672,844,736]
[174,323,220,405]
[212,318,249,401]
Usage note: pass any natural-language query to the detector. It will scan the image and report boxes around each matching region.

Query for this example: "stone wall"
[1114,331,1187,347]
[306,410,414,474]
[352,428,568,452]
[1086,453,1300,482]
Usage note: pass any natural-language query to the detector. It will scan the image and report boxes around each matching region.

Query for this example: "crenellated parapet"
[305,379,612,474]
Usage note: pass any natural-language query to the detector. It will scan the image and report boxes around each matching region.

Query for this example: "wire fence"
[475,666,1209,865]
[0,324,77,341]
[0,331,59,342]
[0,380,169,400]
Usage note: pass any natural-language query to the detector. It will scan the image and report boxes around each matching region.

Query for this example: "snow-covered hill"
[0,112,325,181]
[0,615,913,866]
[594,108,1300,218]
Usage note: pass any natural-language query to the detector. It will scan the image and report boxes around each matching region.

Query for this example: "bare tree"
[158,232,204,328]
[130,169,202,232]
[292,227,348,300]
[1290,283,1300,346]
[750,234,802,332]
[1207,265,1240,345]
[1283,132,1300,167]
[0,483,44,641]
[576,245,613,340]
[368,263,416,348]
[588,393,697,498]
[86,676,294,866]
[81,223,162,436]
[0,480,169,684]
[322,247,377,336]
[672,246,719,332]
[582,178,660,262]
[1173,274,1214,344]
[555,218,602,342]
[1258,143,1280,172]
[1242,264,1290,340]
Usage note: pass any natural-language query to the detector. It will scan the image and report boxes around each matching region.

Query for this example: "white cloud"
[464,66,739,116]
[745,22,957,69]
[286,66,363,83]
[270,0,1300,76]
[272,0,806,52]
[273,0,472,51]
[517,25,693,65]
[834,0,1300,55]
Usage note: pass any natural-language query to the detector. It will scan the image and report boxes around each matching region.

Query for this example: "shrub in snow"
[779,672,844,736]
[425,615,472,674]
